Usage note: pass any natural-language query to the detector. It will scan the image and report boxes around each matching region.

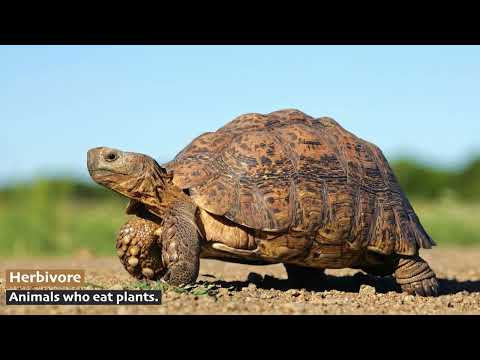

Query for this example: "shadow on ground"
[201,272,480,296]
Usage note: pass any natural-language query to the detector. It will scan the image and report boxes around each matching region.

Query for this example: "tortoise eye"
[105,152,118,162]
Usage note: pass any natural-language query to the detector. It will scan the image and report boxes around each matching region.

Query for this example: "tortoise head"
[87,147,169,214]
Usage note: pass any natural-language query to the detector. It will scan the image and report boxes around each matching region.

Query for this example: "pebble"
[260,293,273,299]
[359,284,376,295]
[286,289,301,297]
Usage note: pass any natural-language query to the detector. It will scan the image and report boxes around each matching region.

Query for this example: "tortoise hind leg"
[394,255,439,297]
[284,264,326,290]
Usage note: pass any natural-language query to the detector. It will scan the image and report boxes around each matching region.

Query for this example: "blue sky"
[1,45,479,183]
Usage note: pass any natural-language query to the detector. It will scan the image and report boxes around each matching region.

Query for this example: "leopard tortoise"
[87,109,439,296]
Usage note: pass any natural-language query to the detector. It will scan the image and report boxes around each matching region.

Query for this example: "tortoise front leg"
[116,216,164,280]
[160,202,201,286]
[394,255,439,297]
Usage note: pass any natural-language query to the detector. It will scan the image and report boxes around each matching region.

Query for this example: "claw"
[395,257,439,297]
[402,277,439,297]
[414,283,426,297]
[426,278,439,297]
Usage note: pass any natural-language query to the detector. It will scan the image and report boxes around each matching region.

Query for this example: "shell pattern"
[167,109,434,257]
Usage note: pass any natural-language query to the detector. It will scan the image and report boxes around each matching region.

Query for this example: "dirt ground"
[1,247,479,314]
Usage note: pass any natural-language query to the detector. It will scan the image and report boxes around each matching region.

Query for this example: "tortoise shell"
[166,109,434,256]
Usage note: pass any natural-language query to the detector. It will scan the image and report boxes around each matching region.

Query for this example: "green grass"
[0,198,127,256]
[126,280,222,297]
[411,197,480,247]
[0,178,127,257]
[0,177,479,258]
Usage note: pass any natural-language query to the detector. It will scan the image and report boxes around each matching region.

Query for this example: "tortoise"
[87,109,439,296]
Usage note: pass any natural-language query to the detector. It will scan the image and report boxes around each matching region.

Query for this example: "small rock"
[359,284,376,295]
[247,283,257,290]
[286,289,301,297]
[260,293,273,300]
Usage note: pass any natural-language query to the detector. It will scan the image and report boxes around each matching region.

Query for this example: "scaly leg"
[394,255,439,297]
[160,202,201,286]
[116,215,164,280]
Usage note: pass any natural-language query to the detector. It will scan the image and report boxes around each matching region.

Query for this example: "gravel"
[1,247,479,314]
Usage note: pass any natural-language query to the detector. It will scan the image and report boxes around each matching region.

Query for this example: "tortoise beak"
[87,147,103,174]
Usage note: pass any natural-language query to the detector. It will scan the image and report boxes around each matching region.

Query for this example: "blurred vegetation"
[0,179,128,257]
[392,157,480,202]
[0,156,479,257]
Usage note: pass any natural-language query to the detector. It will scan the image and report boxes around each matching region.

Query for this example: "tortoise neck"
[139,178,193,219]
[120,160,192,218]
